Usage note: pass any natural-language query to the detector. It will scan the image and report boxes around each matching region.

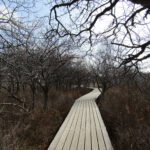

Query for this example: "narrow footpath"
[48,88,113,150]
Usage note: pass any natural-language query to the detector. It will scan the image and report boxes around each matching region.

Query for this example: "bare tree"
[92,48,117,103]
[49,0,150,66]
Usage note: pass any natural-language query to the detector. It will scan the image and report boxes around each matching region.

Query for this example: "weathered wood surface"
[48,88,113,150]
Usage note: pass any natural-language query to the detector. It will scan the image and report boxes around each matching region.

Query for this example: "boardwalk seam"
[75,101,84,150]
[94,102,107,150]
[69,101,83,150]
[48,102,77,150]
[89,100,92,150]
[55,102,80,150]
[62,101,81,150]
[91,101,100,150]
[83,101,86,150]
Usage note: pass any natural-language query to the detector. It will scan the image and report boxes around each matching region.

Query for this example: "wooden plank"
[48,102,78,150]
[48,88,113,150]
[84,100,92,150]
[77,101,86,150]
[62,101,83,150]
[89,100,99,150]
[91,101,107,150]
[48,101,79,150]
[94,101,114,150]
[54,101,81,150]
[70,101,84,150]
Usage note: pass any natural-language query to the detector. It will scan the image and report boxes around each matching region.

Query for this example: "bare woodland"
[0,0,150,149]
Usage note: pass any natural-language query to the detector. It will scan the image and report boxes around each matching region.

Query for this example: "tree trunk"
[31,87,35,110]
[43,88,48,110]
[96,89,104,104]
[96,85,106,104]
[16,82,20,93]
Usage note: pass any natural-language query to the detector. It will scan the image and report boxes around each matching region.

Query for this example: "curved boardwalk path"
[48,88,113,150]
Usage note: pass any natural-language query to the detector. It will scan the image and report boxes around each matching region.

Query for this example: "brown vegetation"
[99,86,150,150]
[0,88,91,150]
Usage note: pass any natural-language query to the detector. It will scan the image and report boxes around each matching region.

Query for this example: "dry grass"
[0,87,91,150]
[99,86,150,150]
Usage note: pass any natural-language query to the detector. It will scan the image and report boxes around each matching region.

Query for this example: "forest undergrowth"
[0,87,91,150]
[99,86,150,150]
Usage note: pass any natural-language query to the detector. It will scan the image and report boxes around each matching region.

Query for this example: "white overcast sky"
[0,0,150,72]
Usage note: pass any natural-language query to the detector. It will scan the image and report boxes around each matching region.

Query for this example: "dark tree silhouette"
[49,0,150,66]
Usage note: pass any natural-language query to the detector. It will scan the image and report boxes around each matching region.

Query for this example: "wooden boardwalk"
[48,88,113,150]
